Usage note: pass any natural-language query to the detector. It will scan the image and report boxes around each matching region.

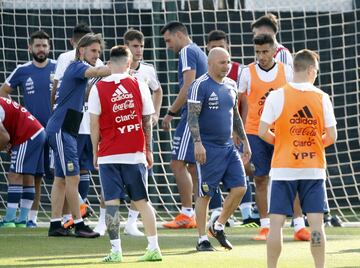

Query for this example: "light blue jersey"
[46,61,89,134]
[188,74,238,147]
[5,60,56,126]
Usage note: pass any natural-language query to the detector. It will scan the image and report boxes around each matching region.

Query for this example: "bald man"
[187,48,251,251]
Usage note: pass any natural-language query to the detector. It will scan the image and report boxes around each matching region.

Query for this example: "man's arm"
[0,122,10,151]
[50,79,59,109]
[84,66,111,78]
[233,96,251,164]
[322,126,337,148]
[89,113,100,169]
[0,84,13,99]
[142,114,153,168]
[187,100,206,164]
[162,69,196,130]
[151,86,163,126]
[258,120,275,145]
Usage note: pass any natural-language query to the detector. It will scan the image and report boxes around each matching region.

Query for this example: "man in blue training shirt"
[0,30,56,228]
[187,47,251,251]
[46,33,111,238]
[161,21,208,229]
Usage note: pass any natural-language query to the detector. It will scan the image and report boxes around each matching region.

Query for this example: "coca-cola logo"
[112,100,135,112]
[290,126,317,136]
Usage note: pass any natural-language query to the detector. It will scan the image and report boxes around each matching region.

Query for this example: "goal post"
[0,0,359,224]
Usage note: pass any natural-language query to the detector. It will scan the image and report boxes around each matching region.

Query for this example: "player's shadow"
[329,248,360,254]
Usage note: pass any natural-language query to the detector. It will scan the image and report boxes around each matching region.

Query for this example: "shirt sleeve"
[148,66,161,91]
[322,94,337,127]
[54,53,70,81]
[139,81,155,115]
[180,46,197,73]
[187,79,206,104]
[88,85,101,115]
[5,67,21,88]
[260,89,284,124]
[237,66,250,94]
[284,64,294,82]
[0,105,5,122]
[73,62,90,80]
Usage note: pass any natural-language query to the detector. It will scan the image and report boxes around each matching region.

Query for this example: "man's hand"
[146,150,154,168]
[93,153,98,170]
[162,114,173,131]
[194,142,206,165]
[152,113,159,127]
[241,142,252,165]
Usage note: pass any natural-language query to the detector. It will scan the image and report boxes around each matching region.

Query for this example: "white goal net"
[0,0,359,223]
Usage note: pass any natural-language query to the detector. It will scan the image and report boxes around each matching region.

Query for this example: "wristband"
[167,110,176,116]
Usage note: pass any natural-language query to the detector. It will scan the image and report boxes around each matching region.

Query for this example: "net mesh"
[0,0,359,222]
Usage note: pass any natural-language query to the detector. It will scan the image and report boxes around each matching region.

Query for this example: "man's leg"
[134,199,162,261]
[267,214,286,268]
[253,175,270,240]
[124,201,144,236]
[307,213,326,268]
[293,193,310,241]
[1,172,23,227]
[195,195,215,251]
[210,186,246,250]
[163,160,196,229]
[17,174,35,226]
[27,176,42,227]
[103,199,123,263]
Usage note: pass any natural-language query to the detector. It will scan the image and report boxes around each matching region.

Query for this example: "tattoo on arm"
[187,102,202,143]
[142,115,153,151]
[233,95,247,141]
[311,231,322,247]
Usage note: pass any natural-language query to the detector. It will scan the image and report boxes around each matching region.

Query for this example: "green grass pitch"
[0,227,359,267]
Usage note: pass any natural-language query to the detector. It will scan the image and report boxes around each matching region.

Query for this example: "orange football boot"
[294,227,311,241]
[252,227,269,241]
[162,213,196,229]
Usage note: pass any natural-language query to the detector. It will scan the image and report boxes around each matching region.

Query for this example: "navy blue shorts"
[47,130,80,177]
[10,130,46,175]
[99,163,148,202]
[269,179,329,216]
[77,134,95,171]
[247,134,273,177]
[35,142,54,180]
[171,114,195,164]
[197,144,246,197]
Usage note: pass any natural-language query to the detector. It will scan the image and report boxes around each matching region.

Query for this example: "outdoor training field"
[0,227,359,268]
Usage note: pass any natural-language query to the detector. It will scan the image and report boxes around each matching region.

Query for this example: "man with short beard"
[0,30,56,228]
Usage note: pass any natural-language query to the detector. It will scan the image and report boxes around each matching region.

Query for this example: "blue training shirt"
[178,43,207,114]
[187,73,238,147]
[5,60,56,126]
[46,60,89,133]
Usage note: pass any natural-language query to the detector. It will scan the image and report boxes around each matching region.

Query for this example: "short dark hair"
[251,13,278,34]
[253,34,275,46]
[29,30,50,44]
[293,49,319,72]
[123,29,144,45]
[160,21,188,35]
[110,45,131,65]
[75,33,104,60]
[207,30,227,43]
[73,23,92,43]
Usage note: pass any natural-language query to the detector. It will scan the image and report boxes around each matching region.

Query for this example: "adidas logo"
[290,106,318,125]
[111,85,133,102]
[258,88,274,105]
[209,91,218,101]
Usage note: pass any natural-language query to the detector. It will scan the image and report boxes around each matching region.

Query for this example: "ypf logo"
[290,106,317,125]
